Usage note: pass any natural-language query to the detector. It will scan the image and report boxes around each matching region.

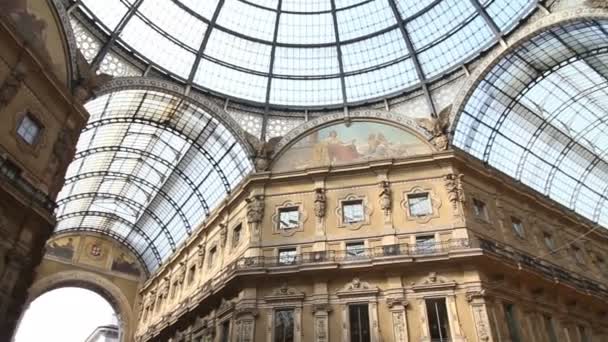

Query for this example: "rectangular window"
[278,248,297,265]
[503,303,521,342]
[346,242,366,259]
[278,207,300,230]
[17,113,42,145]
[544,315,558,342]
[472,198,488,219]
[343,200,364,224]
[208,246,217,268]
[416,235,436,254]
[573,246,585,264]
[233,224,242,246]
[274,309,294,342]
[349,304,370,342]
[511,217,525,237]
[408,192,432,217]
[579,325,590,342]
[220,320,230,342]
[426,298,451,342]
[543,232,555,250]
[188,264,196,284]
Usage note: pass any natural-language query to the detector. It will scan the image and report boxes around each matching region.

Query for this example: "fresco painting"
[46,236,77,260]
[111,251,142,277]
[272,121,432,171]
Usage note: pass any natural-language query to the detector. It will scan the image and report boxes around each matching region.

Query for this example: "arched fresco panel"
[272,120,433,172]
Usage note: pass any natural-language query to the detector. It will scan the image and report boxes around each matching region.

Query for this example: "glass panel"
[416,235,435,254]
[279,208,300,229]
[342,201,364,224]
[426,298,451,341]
[278,248,297,265]
[17,114,42,145]
[408,193,431,216]
[504,304,521,342]
[274,309,294,342]
[349,304,370,342]
[346,242,365,259]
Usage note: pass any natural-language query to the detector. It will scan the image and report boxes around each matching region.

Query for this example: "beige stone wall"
[134,148,608,342]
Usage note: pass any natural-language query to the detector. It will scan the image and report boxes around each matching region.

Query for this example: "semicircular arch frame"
[450,6,608,228]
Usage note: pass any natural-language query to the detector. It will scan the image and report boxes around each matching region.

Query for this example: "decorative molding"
[271,200,307,237]
[335,194,372,230]
[336,277,380,298]
[265,283,305,302]
[49,0,79,82]
[400,185,442,224]
[411,272,457,292]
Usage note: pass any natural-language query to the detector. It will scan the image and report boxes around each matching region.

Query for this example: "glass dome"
[72,0,535,109]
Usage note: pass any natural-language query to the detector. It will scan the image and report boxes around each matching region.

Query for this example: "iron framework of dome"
[67,0,536,109]
[453,18,608,229]
[55,89,253,273]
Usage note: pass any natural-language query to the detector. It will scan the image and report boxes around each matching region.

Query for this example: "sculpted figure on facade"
[0,61,27,109]
[416,105,451,151]
[197,243,206,268]
[246,195,264,224]
[444,173,465,216]
[249,135,281,172]
[313,188,326,219]
[175,261,185,285]
[73,52,113,103]
[219,223,227,248]
[379,181,392,214]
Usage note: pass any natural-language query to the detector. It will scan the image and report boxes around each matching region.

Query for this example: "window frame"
[510,216,525,238]
[345,241,366,260]
[273,308,296,342]
[472,198,489,220]
[348,303,371,342]
[407,192,432,217]
[278,206,300,230]
[232,223,242,247]
[277,247,297,266]
[415,234,436,255]
[342,200,365,225]
[16,112,44,146]
[425,297,452,342]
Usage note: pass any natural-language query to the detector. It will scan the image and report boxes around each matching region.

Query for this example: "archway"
[20,270,136,342]
[14,287,117,342]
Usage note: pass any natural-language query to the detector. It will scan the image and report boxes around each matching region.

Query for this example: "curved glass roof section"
[55,89,253,273]
[453,19,608,229]
[71,0,535,108]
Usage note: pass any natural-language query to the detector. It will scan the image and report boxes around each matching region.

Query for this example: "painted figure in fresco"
[325,130,360,162]
[46,237,75,260]
[111,252,141,277]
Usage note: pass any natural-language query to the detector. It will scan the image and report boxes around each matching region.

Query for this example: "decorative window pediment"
[412,272,457,292]
[265,283,305,302]
[336,277,379,298]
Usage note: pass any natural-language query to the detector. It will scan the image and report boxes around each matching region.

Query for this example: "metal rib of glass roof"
[72,0,535,109]
[55,89,253,273]
[453,19,608,229]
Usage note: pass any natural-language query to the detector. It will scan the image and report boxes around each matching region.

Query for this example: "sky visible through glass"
[14,287,116,342]
[72,0,535,108]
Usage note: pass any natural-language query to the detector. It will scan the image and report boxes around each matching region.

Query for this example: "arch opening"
[14,287,119,342]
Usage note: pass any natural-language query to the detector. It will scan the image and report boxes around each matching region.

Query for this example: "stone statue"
[220,223,227,247]
[175,262,185,284]
[197,243,206,268]
[246,195,264,224]
[444,173,465,209]
[73,52,113,103]
[379,181,391,214]
[313,188,326,219]
[47,126,80,196]
[0,62,27,109]
[416,105,451,151]
[249,135,282,172]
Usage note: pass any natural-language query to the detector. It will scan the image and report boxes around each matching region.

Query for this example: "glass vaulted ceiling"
[72,0,535,108]
[453,19,608,229]
[55,89,253,273]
